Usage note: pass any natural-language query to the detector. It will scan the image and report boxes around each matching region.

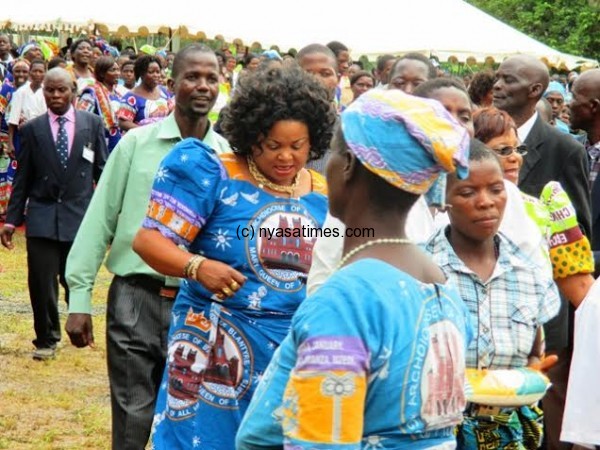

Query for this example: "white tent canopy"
[1,0,596,70]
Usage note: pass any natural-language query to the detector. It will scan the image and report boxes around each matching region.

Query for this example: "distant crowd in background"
[0,34,589,220]
[2,31,600,450]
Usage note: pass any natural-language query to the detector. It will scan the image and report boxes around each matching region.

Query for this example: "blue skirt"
[152,290,290,450]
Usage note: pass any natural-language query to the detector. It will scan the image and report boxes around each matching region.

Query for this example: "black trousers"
[106,275,173,450]
[26,237,72,349]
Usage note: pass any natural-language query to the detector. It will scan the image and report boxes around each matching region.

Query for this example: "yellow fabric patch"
[283,370,366,445]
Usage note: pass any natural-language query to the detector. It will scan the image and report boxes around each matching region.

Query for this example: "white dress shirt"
[517,111,538,143]
[7,82,47,125]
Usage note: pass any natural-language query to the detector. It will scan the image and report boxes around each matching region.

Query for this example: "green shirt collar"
[156,113,183,141]
[156,113,218,144]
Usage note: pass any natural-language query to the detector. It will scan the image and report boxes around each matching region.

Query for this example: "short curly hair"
[468,70,495,106]
[220,65,337,161]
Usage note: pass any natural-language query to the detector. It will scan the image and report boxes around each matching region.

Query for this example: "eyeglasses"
[492,145,528,157]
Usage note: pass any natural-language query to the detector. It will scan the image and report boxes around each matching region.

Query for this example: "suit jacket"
[519,115,592,238]
[518,115,591,352]
[6,110,107,241]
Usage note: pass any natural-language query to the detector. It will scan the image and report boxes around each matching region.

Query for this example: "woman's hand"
[133,229,248,301]
[118,118,138,132]
[195,259,247,300]
[527,326,558,373]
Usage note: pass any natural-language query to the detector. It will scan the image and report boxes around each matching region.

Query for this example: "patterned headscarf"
[19,42,41,58]
[341,89,470,195]
[95,39,120,58]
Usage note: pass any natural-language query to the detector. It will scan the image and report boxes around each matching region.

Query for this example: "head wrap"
[340,89,470,196]
[95,39,120,58]
[19,42,41,58]
[544,81,566,99]
[139,44,157,56]
[262,49,282,61]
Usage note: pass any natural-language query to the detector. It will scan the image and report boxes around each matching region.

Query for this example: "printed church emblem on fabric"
[245,202,318,292]
[165,316,253,417]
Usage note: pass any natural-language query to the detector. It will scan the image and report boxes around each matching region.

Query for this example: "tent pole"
[171,29,181,53]
[161,28,178,53]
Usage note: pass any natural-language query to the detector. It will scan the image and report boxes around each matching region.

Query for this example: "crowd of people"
[1,32,600,450]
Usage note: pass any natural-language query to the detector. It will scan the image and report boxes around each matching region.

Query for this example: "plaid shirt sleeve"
[536,276,561,326]
[425,229,561,370]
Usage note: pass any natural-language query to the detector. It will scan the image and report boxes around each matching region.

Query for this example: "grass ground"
[0,229,113,449]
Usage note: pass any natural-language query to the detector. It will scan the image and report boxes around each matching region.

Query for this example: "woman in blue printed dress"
[0,59,29,217]
[117,55,173,131]
[132,65,336,449]
[76,56,125,153]
[237,89,474,449]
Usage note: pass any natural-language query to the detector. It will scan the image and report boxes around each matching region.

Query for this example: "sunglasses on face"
[492,144,528,157]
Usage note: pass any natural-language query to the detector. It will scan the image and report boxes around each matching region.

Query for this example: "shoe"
[32,348,56,361]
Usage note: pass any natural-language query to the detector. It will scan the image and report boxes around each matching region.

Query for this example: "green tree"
[467,0,600,62]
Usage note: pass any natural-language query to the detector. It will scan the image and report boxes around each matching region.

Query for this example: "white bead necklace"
[337,238,412,269]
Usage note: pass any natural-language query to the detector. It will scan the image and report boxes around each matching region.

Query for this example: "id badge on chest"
[82,143,94,163]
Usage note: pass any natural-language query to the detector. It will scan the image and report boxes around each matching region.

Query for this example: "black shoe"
[32,348,56,361]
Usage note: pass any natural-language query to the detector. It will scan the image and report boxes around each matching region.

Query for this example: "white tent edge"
[0,0,597,71]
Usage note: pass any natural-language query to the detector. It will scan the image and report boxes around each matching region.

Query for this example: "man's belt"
[121,274,179,299]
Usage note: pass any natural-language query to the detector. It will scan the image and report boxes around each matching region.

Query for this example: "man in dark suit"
[570,69,600,274]
[494,55,591,237]
[0,67,107,360]
[494,55,591,450]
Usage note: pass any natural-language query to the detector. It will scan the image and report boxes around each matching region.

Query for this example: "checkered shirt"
[424,228,560,370]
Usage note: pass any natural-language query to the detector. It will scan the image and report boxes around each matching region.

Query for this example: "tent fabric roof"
[1,0,596,70]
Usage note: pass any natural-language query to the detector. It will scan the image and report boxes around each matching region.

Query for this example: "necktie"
[56,116,69,169]
[588,143,600,190]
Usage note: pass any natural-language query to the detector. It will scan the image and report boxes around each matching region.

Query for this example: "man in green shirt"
[64,44,231,450]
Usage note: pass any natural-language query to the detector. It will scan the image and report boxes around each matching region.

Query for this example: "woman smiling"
[66,38,95,93]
